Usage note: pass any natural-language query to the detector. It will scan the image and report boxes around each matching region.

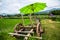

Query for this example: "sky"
[0,0,60,14]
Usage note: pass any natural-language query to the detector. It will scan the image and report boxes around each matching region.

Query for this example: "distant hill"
[35,8,60,15]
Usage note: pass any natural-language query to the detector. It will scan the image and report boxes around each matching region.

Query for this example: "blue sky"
[0,0,60,14]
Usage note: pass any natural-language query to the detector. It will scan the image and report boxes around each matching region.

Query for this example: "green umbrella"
[20,2,47,14]
[19,2,47,26]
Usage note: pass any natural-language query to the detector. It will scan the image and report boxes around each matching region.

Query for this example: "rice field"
[0,16,60,40]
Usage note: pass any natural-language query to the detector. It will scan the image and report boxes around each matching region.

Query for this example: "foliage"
[50,10,60,15]
[20,2,46,14]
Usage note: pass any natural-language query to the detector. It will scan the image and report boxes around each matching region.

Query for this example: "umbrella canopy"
[20,2,47,14]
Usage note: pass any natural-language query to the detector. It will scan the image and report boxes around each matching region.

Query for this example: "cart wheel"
[36,26,40,37]
[36,26,44,37]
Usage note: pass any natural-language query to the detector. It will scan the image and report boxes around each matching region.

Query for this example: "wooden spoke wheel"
[36,25,40,37]
[36,23,44,37]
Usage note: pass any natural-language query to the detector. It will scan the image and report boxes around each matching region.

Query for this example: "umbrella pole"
[29,13,33,26]
[21,14,24,26]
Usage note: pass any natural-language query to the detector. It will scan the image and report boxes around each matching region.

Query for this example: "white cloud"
[0,0,60,14]
[0,3,2,5]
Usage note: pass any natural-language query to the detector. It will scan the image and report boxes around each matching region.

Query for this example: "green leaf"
[19,2,47,14]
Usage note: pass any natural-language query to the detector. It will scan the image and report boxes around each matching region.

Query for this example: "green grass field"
[0,16,60,40]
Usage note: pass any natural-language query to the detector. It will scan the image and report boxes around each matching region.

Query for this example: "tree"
[51,10,60,15]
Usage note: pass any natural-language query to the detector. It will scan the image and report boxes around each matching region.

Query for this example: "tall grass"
[0,17,60,40]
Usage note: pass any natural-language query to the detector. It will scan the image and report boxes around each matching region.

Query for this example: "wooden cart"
[9,16,44,40]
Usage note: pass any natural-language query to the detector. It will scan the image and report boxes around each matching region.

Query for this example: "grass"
[41,19,60,40]
[0,16,60,40]
[0,19,21,40]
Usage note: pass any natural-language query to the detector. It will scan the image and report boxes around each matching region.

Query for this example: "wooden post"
[21,14,25,26]
[29,13,33,26]
[24,29,33,40]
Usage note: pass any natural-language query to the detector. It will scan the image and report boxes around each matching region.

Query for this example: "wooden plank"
[9,28,33,37]
[24,29,33,40]
[17,31,34,33]
[17,28,23,32]
[9,33,28,37]
[24,29,33,37]
[20,26,36,28]
[9,33,42,39]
